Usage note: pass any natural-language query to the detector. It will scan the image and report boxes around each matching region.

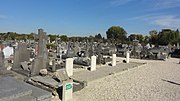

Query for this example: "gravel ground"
[73,58,180,101]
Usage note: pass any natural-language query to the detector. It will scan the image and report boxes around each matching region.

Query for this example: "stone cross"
[31,29,48,76]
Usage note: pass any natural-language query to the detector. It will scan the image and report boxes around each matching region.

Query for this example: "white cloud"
[109,0,180,9]
[152,15,180,28]
[130,14,180,28]
[110,0,134,6]
[154,0,180,9]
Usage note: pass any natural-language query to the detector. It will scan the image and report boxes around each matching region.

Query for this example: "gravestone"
[56,44,62,62]
[85,43,90,58]
[31,58,40,76]
[126,51,130,63]
[0,51,4,68]
[96,44,103,65]
[112,54,116,66]
[65,58,73,77]
[88,43,94,57]
[63,43,75,59]
[177,43,180,49]
[73,42,79,56]
[131,38,142,58]
[90,56,96,71]
[13,42,29,69]
[52,59,56,72]
[31,29,48,76]
[55,69,69,82]
[37,29,47,56]
[168,43,172,53]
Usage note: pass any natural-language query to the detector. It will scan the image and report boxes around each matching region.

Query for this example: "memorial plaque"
[66,84,72,90]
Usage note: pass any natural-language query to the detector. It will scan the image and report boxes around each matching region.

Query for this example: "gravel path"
[74,58,180,101]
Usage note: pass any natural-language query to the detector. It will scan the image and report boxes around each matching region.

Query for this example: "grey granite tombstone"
[96,44,103,64]
[31,29,48,76]
[177,43,180,49]
[63,43,75,58]
[55,69,69,82]
[13,42,30,69]
[52,59,56,72]
[31,58,40,76]
[0,51,4,68]
[85,43,90,57]
[88,43,94,57]
[168,43,172,53]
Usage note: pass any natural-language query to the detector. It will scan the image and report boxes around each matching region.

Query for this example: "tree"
[60,35,68,42]
[106,26,127,43]
[94,33,102,42]
[175,29,180,43]
[128,34,144,43]
[157,29,180,45]
[149,30,158,44]
[95,33,102,39]
[27,33,35,40]
[143,35,149,44]
[48,34,57,42]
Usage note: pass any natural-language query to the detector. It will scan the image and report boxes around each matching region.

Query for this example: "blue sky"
[0,0,180,37]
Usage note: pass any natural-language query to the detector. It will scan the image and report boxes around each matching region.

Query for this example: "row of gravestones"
[12,28,131,77]
[2,28,132,101]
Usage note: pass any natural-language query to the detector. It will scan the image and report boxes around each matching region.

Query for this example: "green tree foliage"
[16,34,27,41]
[143,36,150,44]
[48,34,57,42]
[157,29,180,45]
[149,30,158,44]
[0,32,17,40]
[27,33,35,40]
[175,29,180,43]
[0,28,179,45]
[94,33,103,42]
[60,35,68,42]
[106,26,127,43]
[95,33,102,39]
[128,34,144,43]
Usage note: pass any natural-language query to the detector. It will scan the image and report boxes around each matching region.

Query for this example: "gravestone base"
[0,76,51,101]
[62,79,73,101]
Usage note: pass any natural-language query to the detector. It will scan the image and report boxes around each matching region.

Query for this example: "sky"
[0,0,180,37]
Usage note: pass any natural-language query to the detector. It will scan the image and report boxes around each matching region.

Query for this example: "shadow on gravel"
[162,79,180,86]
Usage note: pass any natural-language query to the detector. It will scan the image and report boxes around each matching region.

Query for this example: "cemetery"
[0,28,180,101]
[1,1,180,100]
